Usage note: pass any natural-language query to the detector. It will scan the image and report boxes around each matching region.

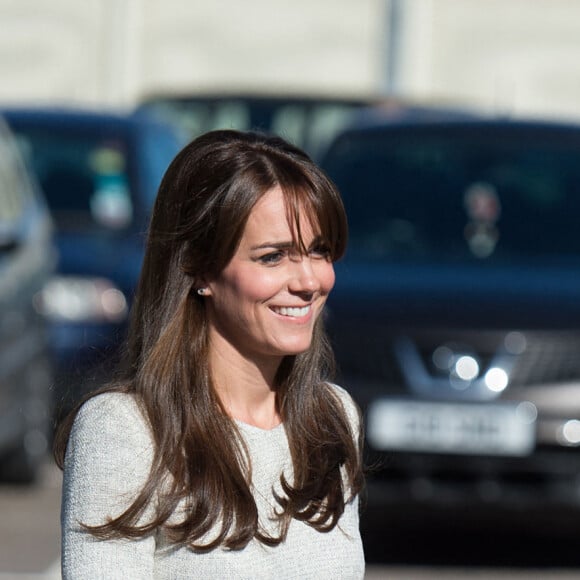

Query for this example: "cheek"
[231,270,280,302]
[319,263,336,294]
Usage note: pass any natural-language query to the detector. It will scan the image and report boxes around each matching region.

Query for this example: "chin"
[264,332,315,357]
[278,341,313,356]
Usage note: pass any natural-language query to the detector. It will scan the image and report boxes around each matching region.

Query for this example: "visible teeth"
[275,306,310,317]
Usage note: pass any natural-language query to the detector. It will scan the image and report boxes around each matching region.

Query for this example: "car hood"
[329,261,580,330]
[55,231,144,296]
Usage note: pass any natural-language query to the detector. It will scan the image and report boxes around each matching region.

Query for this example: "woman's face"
[204,185,335,364]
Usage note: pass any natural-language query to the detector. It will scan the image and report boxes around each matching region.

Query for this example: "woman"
[55,130,365,579]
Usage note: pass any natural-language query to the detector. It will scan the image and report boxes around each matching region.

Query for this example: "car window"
[0,119,39,253]
[0,121,26,225]
[138,98,370,159]
[141,101,250,137]
[271,104,363,160]
[139,125,185,208]
[13,130,133,232]
[324,128,580,266]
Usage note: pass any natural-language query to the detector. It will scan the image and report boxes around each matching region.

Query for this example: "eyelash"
[257,245,331,265]
[310,244,331,259]
[258,251,284,265]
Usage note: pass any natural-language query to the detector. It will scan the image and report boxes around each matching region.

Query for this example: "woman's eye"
[258,251,284,265]
[310,244,331,259]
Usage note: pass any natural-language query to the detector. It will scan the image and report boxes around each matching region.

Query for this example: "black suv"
[321,118,580,531]
[0,116,55,483]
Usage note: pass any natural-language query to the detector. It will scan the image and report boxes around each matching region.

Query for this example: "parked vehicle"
[0,115,56,483]
[2,108,184,418]
[135,91,382,160]
[320,117,580,532]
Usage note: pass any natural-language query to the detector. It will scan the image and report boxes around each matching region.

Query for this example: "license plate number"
[367,399,536,456]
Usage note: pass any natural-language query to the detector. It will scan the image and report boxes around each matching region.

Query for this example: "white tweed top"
[61,385,365,579]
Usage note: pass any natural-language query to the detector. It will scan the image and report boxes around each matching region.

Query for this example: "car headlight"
[34,276,128,323]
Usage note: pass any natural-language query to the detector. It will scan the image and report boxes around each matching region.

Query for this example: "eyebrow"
[250,236,325,252]
[250,241,294,251]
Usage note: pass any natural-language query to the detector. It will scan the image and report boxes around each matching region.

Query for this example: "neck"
[208,335,283,430]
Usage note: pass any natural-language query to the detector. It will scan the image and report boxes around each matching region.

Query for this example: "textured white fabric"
[61,385,365,579]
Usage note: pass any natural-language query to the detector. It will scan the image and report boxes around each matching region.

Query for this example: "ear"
[195,278,213,297]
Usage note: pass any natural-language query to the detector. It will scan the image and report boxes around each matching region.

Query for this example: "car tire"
[0,356,52,485]
[0,441,43,484]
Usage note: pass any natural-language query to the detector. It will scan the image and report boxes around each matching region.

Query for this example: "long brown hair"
[54,130,363,551]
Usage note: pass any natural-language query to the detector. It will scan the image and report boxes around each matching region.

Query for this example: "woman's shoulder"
[64,390,154,474]
[325,382,361,430]
[76,390,141,419]
[326,382,357,407]
[72,391,149,440]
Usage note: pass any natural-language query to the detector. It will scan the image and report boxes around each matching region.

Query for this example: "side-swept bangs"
[270,159,348,262]
[201,141,348,281]
[262,150,348,262]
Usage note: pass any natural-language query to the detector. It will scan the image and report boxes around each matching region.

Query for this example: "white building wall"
[0,0,105,105]
[398,0,580,120]
[2,0,580,120]
[138,0,385,99]
[0,0,386,109]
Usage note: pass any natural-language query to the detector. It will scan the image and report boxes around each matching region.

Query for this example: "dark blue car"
[3,108,185,416]
[321,117,580,537]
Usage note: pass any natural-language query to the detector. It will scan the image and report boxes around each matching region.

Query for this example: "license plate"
[367,399,536,456]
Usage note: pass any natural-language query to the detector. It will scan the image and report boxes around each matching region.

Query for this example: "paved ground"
[2,462,580,579]
[0,462,61,578]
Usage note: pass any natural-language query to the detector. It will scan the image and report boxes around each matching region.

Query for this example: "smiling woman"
[54,130,364,579]
[206,186,336,367]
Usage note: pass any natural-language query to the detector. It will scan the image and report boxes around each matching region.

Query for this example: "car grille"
[332,325,580,402]
[331,326,405,385]
[401,329,580,391]
[367,444,580,507]
[508,333,580,386]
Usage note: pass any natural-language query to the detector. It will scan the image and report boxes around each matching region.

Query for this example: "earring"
[197,288,207,296]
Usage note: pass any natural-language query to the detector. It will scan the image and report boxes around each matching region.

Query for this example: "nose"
[288,257,321,295]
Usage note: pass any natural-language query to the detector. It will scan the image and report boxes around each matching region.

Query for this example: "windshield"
[138,97,369,160]
[13,129,134,232]
[324,126,580,266]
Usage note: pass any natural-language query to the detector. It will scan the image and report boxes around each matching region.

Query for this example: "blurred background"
[4,1,580,578]
[1,0,580,120]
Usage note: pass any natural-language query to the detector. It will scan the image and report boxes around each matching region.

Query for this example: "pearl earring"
[197,288,207,296]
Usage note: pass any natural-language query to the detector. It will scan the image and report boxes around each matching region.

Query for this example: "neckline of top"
[235,419,285,435]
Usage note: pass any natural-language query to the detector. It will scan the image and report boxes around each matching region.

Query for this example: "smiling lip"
[271,305,312,318]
